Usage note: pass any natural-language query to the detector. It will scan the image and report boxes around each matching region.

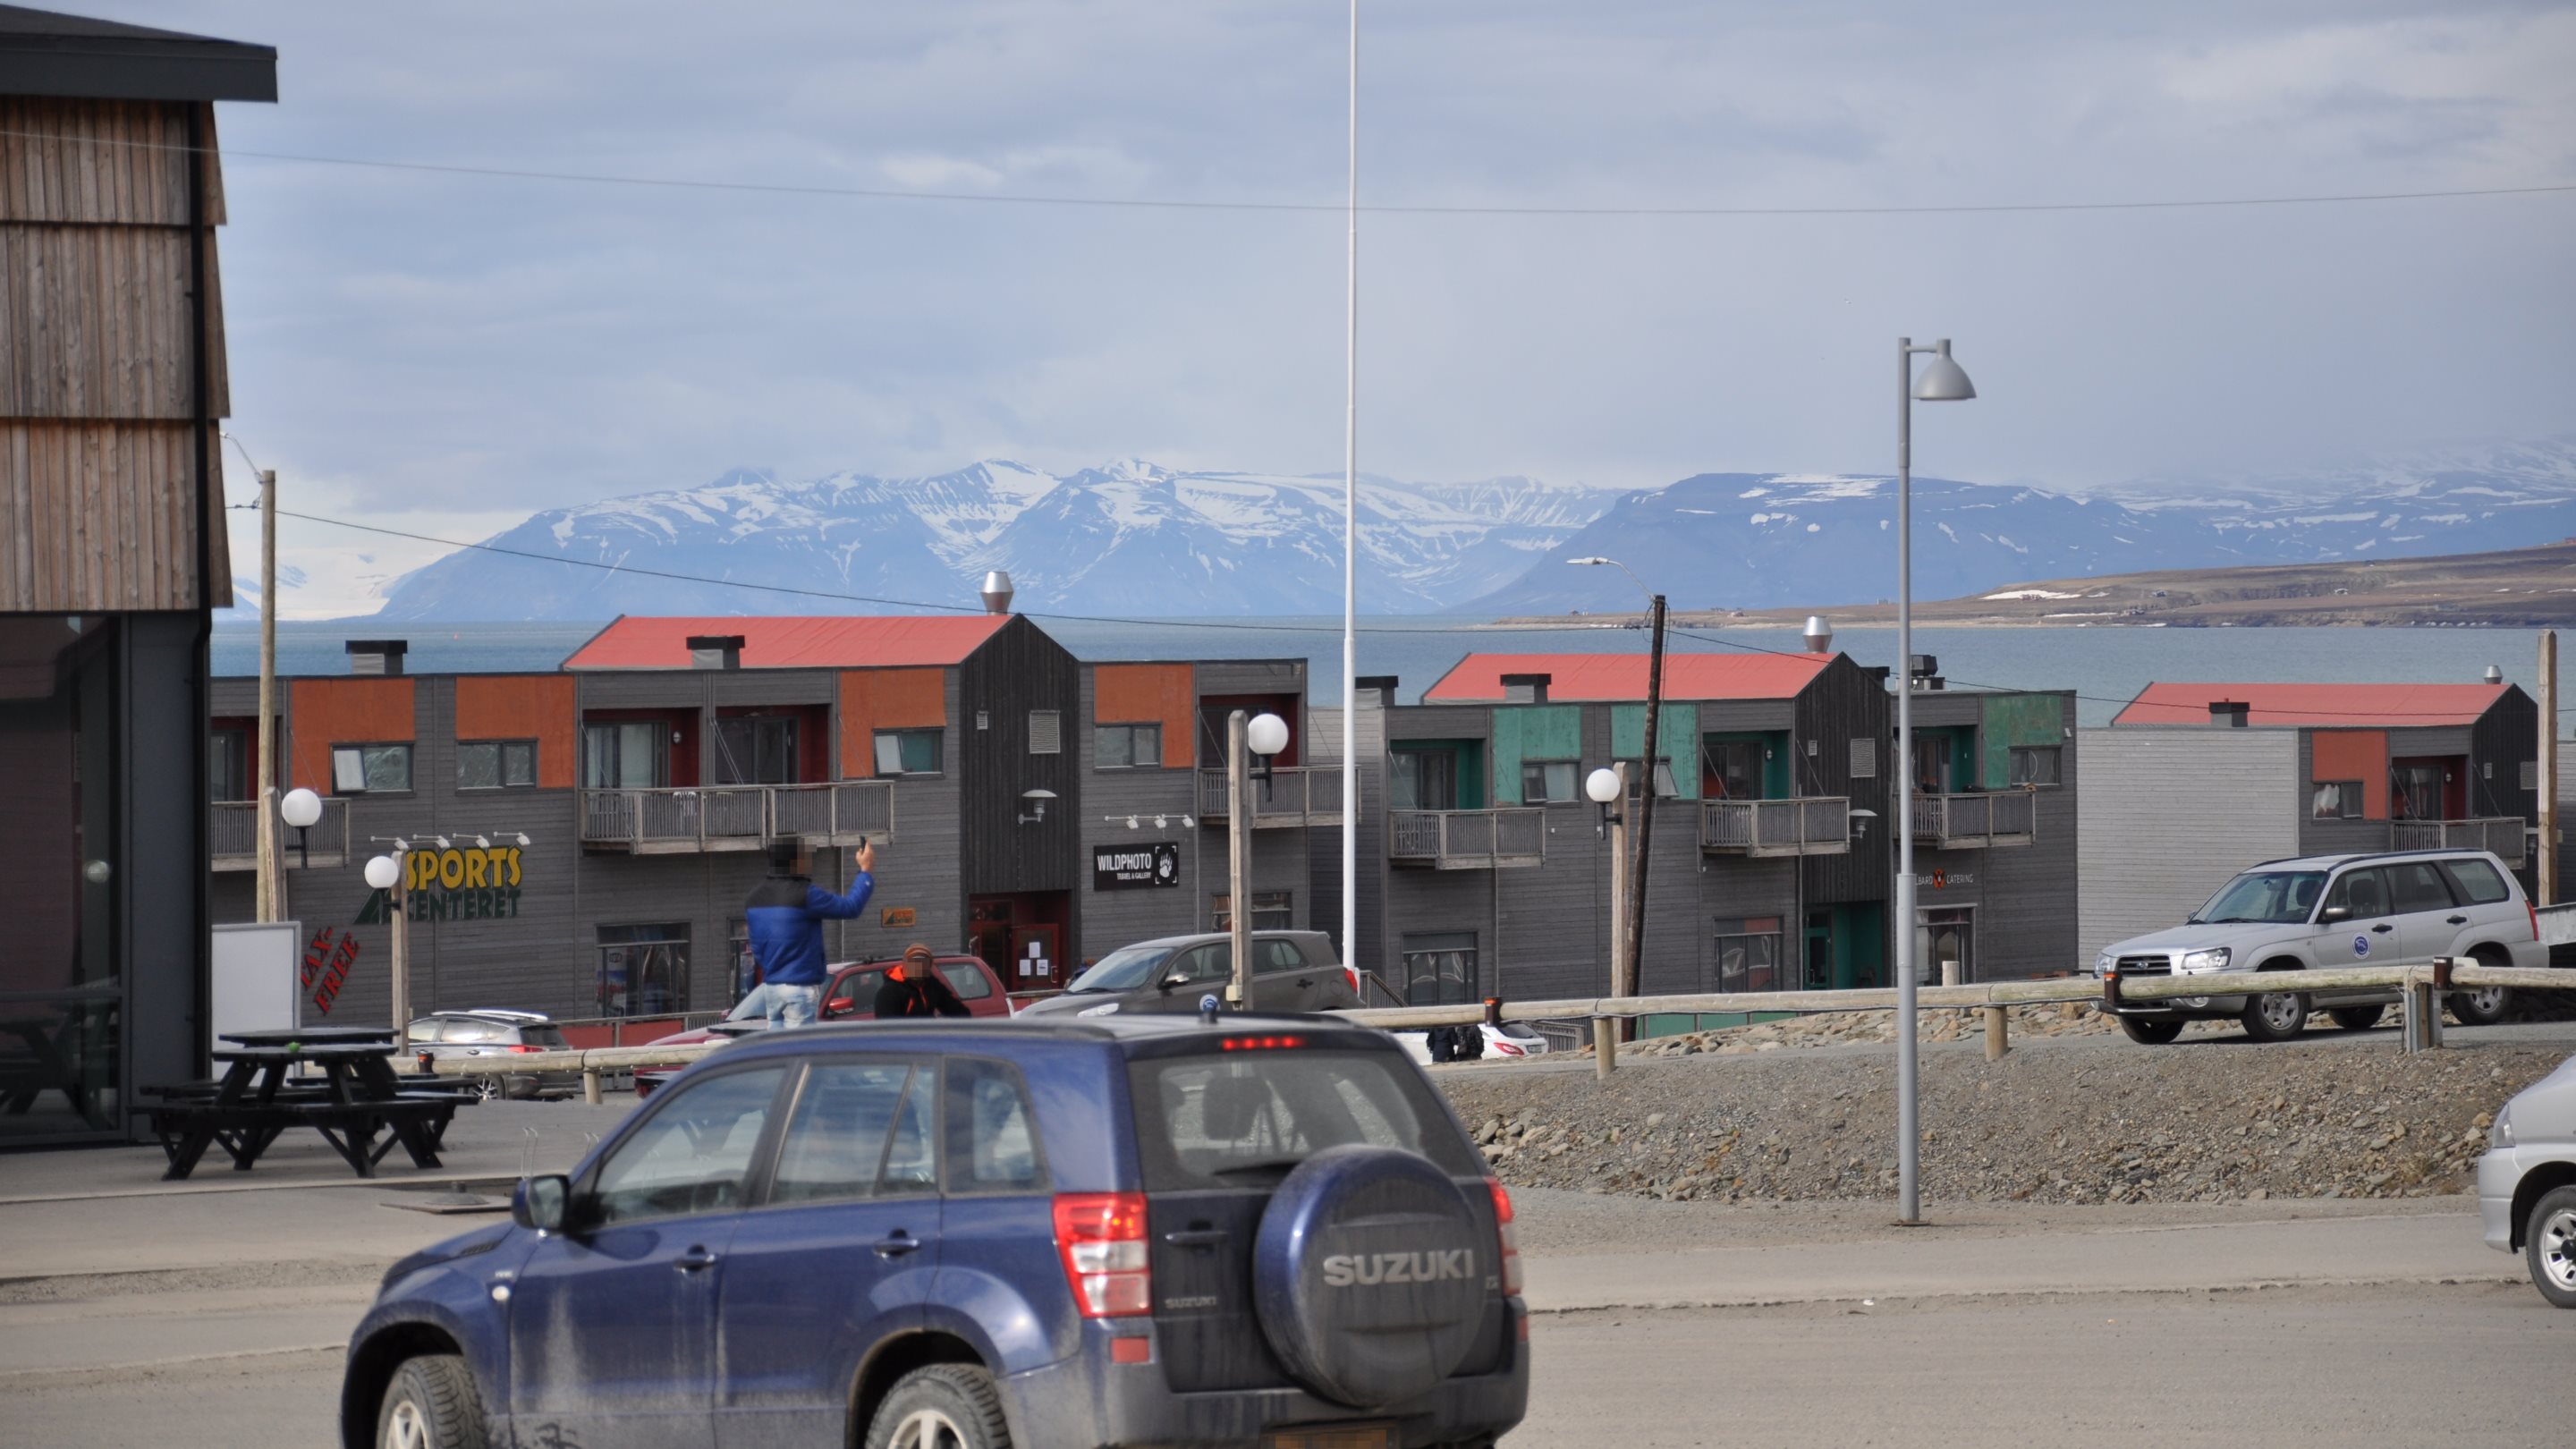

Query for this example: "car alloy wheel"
[2448,986,2512,1027]
[2536,1198,2576,1303]
[888,1408,970,1449]
[382,1400,429,1449]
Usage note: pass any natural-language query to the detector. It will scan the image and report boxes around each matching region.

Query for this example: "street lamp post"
[364,851,407,1035]
[1227,711,1291,1009]
[1894,336,1977,1224]
[1571,556,1666,1038]
[1584,765,1629,1080]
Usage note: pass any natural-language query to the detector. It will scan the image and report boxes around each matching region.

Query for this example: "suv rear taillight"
[1053,1192,1150,1317]
[1487,1178,1521,1297]
[2529,897,2539,941]
[1345,965,1362,1000]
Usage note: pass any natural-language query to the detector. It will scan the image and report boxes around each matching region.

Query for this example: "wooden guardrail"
[433,961,2571,1093]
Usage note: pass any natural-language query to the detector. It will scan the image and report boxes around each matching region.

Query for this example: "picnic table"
[141,1033,472,1181]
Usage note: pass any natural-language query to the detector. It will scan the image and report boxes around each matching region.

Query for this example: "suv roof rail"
[2247,846,2500,870]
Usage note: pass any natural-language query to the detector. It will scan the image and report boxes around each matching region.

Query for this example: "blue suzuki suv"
[342,1013,1529,1449]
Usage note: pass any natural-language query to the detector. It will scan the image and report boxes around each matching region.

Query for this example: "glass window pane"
[364,745,411,792]
[900,731,939,774]
[616,724,659,789]
[1097,726,1131,768]
[945,1059,1045,1193]
[503,741,537,786]
[2446,859,2512,905]
[1133,724,1160,767]
[875,733,904,775]
[879,1068,939,1194]
[332,747,367,792]
[591,1067,784,1225]
[770,1061,912,1207]
[937,962,992,999]
[458,742,499,790]
[1543,761,1575,802]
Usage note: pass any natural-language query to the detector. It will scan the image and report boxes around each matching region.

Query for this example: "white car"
[1391,1021,1552,1065]
[2478,1051,2576,1308]
[2089,849,2544,1045]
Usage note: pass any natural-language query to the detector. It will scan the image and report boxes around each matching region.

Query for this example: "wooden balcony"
[2393,816,2528,867]
[210,798,350,871]
[1911,791,2037,850]
[1196,766,1347,828]
[1699,796,1852,857]
[1389,808,1546,869]
[579,782,894,854]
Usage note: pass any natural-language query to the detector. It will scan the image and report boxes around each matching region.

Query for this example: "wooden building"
[0,6,273,1144]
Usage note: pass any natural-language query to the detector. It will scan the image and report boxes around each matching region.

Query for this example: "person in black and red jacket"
[874,943,970,1018]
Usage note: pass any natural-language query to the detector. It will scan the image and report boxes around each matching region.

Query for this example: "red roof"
[2113,682,2510,728]
[1424,651,1833,703]
[564,615,1011,670]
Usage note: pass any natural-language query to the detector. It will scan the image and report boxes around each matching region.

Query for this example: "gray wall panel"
[2077,727,2300,962]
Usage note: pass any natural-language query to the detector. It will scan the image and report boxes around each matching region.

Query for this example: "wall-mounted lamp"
[1585,766,1624,838]
[1848,807,1877,842]
[1019,789,1057,826]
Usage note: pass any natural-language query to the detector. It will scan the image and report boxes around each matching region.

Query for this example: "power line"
[14,127,2573,219]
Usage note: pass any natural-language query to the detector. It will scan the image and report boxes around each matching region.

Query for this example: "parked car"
[2478,1051,2576,1308]
[341,1013,1530,1449]
[402,1010,576,1101]
[2089,850,2545,1045]
[1393,1021,1553,1065]
[1017,930,1362,1018]
[631,955,1012,1098]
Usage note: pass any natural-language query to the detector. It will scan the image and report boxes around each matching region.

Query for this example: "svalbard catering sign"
[1094,842,1181,890]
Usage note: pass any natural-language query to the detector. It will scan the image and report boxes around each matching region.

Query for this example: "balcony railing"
[1700,796,1852,857]
[1388,808,1546,869]
[580,782,894,854]
[209,798,350,871]
[2393,816,2528,867]
[1196,765,1347,827]
[1911,790,2037,849]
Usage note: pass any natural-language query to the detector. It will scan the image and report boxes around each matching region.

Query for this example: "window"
[2194,870,2325,926]
[944,1058,1047,1194]
[1620,758,1681,798]
[2386,861,2457,915]
[2390,763,2447,821]
[1211,891,1292,931]
[1255,938,1311,975]
[2445,858,2513,905]
[1390,749,1454,810]
[403,1018,440,1045]
[597,922,690,1016]
[458,740,537,790]
[2311,781,2362,819]
[2009,746,2062,787]
[1127,1053,1481,1191]
[589,1067,784,1225]
[439,1018,504,1044]
[584,722,666,790]
[713,716,798,784]
[1712,918,1784,995]
[873,729,941,776]
[1095,722,1162,769]
[1702,741,1765,801]
[2322,869,2391,921]
[769,1060,926,1207]
[1911,734,1956,794]
[330,743,412,794]
[1029,710,1063,755]
[1400,932,1478,1004]
[209,727,250,801]
[1519,759,1577,803]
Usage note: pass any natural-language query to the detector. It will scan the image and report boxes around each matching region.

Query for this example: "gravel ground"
[1437,1030,2567,1207]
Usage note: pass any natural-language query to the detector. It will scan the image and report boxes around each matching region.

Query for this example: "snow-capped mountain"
[372,461,1618,621]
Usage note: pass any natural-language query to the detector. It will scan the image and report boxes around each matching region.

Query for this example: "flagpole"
[1340,0,1360,987]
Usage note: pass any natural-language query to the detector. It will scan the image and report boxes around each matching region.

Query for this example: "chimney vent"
[2485,665,2504,684]
[686,634,745,671]
[344,640,407,676]
[2210,700,2250,728]
[1803,615,1835,654]
[1354,674,1400,709]
[980,571,1016,615]
[1500,673,1551,704]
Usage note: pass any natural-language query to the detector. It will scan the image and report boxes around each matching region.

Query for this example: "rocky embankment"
[1435,1029,2563,1208]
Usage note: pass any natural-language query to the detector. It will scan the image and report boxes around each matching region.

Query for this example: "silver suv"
[2479,1051,2576,1308]
[2090,850,2542,1045]
[402,1009,576,1100]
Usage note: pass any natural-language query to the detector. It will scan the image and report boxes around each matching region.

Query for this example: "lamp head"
[363,854,402,891]
[1911,339,1976,402]
[279,787,323,828]
[1246,712,1290,758]
[1566,556,1610,567]
[1585,767,1623,805]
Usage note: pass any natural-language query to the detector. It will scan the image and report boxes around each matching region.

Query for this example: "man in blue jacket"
[743,836,877,1029]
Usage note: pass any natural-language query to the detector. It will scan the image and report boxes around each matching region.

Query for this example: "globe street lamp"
[364,851,409,1037]
[1894,336,1977,1225]
[280,786,322,869]
[1583,764,1632,1080]
[1227,711,1292,1009]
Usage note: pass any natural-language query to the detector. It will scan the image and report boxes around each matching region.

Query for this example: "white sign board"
[211,921,303,1052]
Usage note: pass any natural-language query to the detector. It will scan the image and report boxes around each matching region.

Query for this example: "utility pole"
[254,468,280,920]
[390,860,411,1036]
[1228,710,1253,1010]
[1597,761,1630,1080]
[2542,631,2559,904]
[1622,592,1667,1035]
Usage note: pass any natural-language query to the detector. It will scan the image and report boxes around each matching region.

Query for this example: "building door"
[1390,749,1458,810]
[969,891,1072,988]
[586,721,668,789]
[1009,924,1062,988]
[713,716,798,784]
[2390,758,2463,820]
[1919,907,1974,985]
[1803,912,1833,990]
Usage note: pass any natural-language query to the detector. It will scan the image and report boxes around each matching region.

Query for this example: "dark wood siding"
[957,615,1081,900]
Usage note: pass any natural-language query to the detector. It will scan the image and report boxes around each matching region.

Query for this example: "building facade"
[1,9,274,1144]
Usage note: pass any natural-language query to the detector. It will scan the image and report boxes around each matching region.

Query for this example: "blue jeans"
[765,983,821,1030]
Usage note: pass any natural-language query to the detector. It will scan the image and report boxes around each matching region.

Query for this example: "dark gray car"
[1019,930,1361,1018]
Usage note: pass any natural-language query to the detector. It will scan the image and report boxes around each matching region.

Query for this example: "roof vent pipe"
[686,634,745,671]
[2210,700,2250,728]
[344,640,407,676]
[1803,615,1834,654]
[2485,665,2504,685]
[980,571,1015,615]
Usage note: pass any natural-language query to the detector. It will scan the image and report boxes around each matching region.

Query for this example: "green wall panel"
[1490,705,1583,805]
[1979,694,2063,789]
[1610,703,1699,799]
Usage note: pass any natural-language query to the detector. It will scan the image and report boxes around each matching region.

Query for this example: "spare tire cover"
[1251,1143,1488,1408]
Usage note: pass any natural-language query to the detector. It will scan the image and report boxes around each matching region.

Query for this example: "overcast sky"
[123,1,2575,614]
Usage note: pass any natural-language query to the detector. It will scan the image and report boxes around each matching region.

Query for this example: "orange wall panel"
[1093,663,1196,767]
[838,668,949,778]
[455,675,578,788]
[289,678,416,791]
[2309,729,2389,819]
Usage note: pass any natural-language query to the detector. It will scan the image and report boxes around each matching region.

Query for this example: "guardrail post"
[1983,1004,2007,1061]
[1593,1018,1616,1079]
[582,1068,604,1105]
